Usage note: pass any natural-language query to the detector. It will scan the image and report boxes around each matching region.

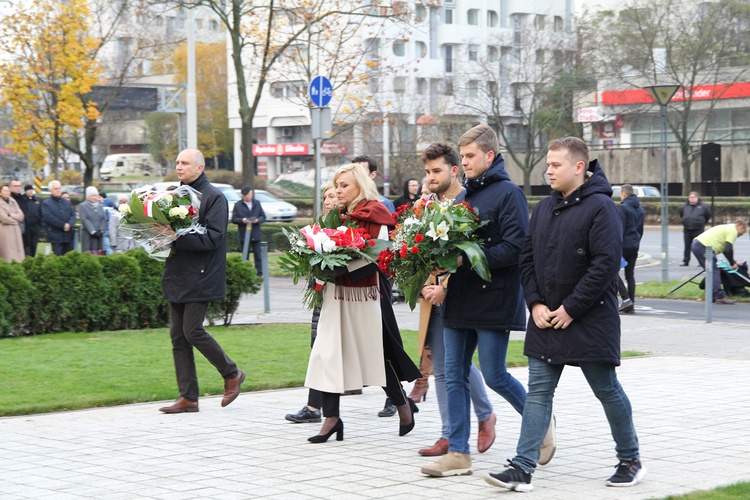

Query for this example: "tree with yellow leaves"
[0,0,103,183]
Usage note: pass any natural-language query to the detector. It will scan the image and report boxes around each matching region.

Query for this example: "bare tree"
[170,0,424,188]
[581,0,750,193]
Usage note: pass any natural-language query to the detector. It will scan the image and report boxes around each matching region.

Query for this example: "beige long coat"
[0,197,25,263]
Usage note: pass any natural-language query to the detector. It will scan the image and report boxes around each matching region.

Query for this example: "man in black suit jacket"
[232,186,266,276]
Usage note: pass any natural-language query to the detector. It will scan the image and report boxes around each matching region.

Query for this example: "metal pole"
[241,227,251,261]
[261,242,270,313]
[186,9,197,149]
[315,137,322,215]
[660,104,669,283]
[705,246,713,323]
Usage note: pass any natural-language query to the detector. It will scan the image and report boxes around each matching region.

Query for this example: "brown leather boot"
[409,346,432,402]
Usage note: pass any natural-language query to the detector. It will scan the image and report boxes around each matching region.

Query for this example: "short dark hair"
[621,184,634,196]
[548,137,589,165]
[351,155,377,173]
[422,142,460,168]
[240,185,253,195]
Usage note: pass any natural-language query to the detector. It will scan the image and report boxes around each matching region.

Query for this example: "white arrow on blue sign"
[309,76,333,107]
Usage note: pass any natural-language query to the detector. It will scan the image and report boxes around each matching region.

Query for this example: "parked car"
[611,185,661,198]
[61,185,84,197]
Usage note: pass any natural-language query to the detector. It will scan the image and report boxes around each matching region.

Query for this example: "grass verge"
[660,482,750,499]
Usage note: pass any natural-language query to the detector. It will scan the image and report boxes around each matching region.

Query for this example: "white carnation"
[169,206,189,218]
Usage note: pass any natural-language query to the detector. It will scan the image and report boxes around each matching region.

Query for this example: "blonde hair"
[333,163,380,212]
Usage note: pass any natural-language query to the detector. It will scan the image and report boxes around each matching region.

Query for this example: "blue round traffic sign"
[309,76,333,107]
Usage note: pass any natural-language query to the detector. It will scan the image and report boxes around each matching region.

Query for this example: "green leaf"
[454,241,491,282]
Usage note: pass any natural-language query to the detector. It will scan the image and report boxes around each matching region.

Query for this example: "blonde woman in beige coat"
[0,184,25,263]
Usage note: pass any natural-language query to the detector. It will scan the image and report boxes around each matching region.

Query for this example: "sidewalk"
[2,284,750,499]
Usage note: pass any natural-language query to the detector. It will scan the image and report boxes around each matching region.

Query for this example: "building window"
[468,9,479,25]
[513,84,522,111]
[195,18,204,29]
[468,80,479,98]
[367,77,379,93]
[416,78,427,95]
[534,15,546,30]
[365,38,380,60]
[468,45,479,62]
[439,79,453,96]
[488,45,499,62]
[415,4,427,22]
[536,49,545,64]
[444,8,453,24]
[270,81,306,99]
[210,20,219,31]
[416,41,427,58]
[488,81,498,96]
[444,45,453,73]
[393,39,406,57]
[487,10,498,27]
[554,16,564,32]
[394,76,407,93]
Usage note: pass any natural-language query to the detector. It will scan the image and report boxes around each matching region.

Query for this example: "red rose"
[367,240,376,246]
[187,205,197,216]
[414,233,424,243]
[400,245,408,258]
[410,246,419,254]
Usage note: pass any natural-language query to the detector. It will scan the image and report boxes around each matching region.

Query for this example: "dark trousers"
[691,240,725,299]
[168,302,238,401]
[51,241,74,256]
[307,307,323,409]
[617,248,638,302]
[320,358,407,417]
[23,227,40,257]
[683,228,703,264]
[241,237,263,276]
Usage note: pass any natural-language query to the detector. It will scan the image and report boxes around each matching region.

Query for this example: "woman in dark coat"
[78,186,107,254]
[305,164,421,443]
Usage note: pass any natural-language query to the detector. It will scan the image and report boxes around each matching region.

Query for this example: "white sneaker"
[538,415,556,465]
[421,452,472,477]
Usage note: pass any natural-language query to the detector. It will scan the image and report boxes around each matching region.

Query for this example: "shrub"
[128,249,170,329]
[207,254,262,326]
[0,261,33,336]
[100,254,142,330]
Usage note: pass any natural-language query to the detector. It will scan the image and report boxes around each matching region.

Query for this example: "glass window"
[488,81,498,96]
[488,46,499,62]
[416,78,427,95]
[732,109,750,141]
[487,10,498,27]
[468,45,479,62]
[554,16,564,32]
[444,45,453,73]
[444,8,453,24]
[468,9,479,25]
[393,39,406,57]
[468,80,479,98]
[415,4,427,22]
[394,76,407,93]
[534,15,546,30]
[536,49,545,64]
[416,41,427,58]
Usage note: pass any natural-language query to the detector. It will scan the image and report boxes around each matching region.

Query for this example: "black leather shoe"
[378,398,397,417]
[680,262,689,266]
[286,406,322,423]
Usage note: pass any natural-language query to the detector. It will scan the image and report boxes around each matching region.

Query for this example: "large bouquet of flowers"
[278,209,385,309]
[379,198,491,310]
[118,184,206,261]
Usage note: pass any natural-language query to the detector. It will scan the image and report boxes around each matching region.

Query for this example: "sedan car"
[611,185,661,198]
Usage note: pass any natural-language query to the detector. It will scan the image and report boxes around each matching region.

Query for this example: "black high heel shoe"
[308,418,344,443]
[399,398,418,436]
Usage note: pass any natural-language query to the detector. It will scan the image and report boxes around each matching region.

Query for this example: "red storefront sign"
[598,82,750,106]
[252,143,310,156]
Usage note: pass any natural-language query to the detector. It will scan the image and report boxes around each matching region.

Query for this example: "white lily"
[426,220,450,241]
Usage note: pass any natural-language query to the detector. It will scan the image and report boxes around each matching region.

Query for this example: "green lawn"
[638,280,749,302]
[0,324,529,416]
[661,482,750,499]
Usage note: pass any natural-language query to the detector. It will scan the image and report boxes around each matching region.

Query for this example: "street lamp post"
[644,84,680,283]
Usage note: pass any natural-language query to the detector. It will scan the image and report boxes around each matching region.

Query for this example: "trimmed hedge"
[0,250,262,337]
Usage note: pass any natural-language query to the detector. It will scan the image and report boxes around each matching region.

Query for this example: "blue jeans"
[513,357,640,473]
[426,306,493,439]
[444,327,527,454]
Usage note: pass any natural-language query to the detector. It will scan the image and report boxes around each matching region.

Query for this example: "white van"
[100,154,158,180]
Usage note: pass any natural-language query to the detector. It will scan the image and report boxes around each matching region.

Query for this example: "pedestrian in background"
[41,181,76,256]
[78,186,107,255]
[679,192,711,266]
[0,184,25,263]
[19,184,42,257]
[617,184,644,314]
[691,220,747,305]
[232,186,266,277]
